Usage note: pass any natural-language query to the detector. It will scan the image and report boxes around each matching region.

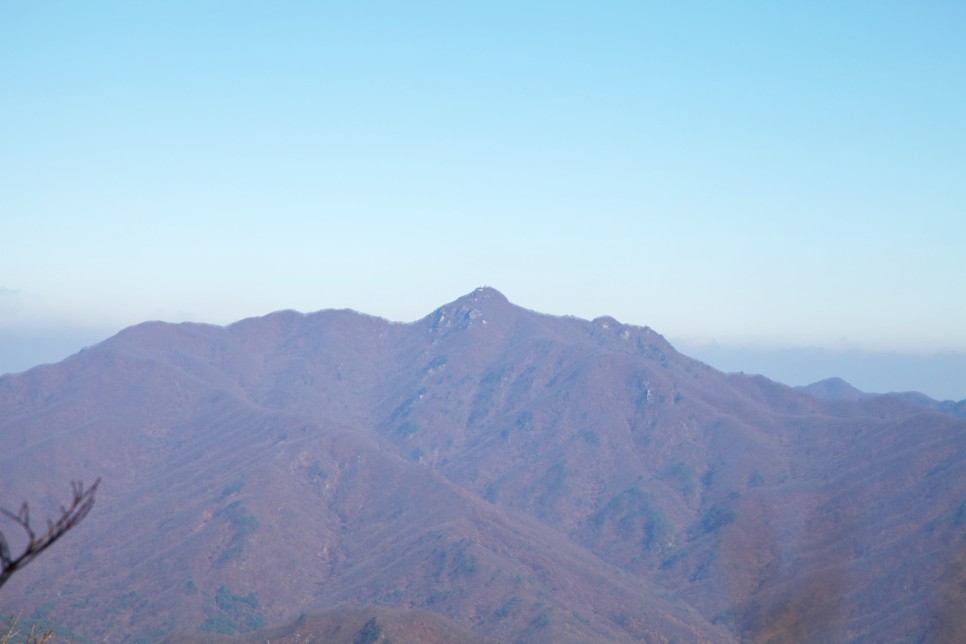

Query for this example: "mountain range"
[2,287,965,642]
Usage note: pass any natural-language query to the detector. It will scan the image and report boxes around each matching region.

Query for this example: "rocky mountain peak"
[425,287,514,335]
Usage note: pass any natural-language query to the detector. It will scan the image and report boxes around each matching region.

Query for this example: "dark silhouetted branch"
[0,479,100,590]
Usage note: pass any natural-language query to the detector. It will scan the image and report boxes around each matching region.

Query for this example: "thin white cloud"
[0,287,20,296]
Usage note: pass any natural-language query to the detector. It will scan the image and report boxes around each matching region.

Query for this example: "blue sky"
[2,2,964,396]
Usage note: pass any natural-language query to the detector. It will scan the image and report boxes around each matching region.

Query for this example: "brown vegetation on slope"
[1,288,964,642]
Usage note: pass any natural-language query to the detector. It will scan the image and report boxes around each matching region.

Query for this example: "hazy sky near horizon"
[3,3,965,369]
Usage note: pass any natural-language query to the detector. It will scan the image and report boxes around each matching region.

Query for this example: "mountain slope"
[2,288,964,642]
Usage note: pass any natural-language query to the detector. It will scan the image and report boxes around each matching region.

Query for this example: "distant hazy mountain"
[2,288,965,642]
[679,342,966,403]
[800,377,966,418]
[798,376,868,401]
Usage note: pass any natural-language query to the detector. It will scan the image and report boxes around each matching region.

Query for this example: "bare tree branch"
[2,609,54,644]
[0,479,100,590]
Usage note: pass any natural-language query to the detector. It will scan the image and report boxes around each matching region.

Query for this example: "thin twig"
[0,479,100,590]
